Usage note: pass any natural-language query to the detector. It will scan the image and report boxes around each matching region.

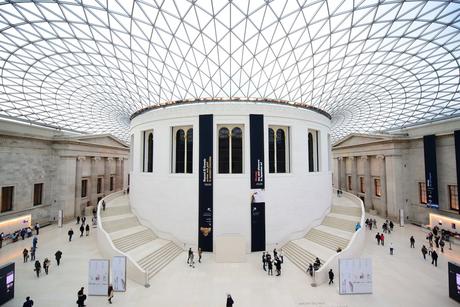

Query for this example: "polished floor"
[1,213,459,307]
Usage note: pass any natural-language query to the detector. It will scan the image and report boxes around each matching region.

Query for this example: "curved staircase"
[100,195,183,281]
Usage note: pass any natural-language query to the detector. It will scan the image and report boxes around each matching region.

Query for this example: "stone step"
[322,216,357,232]
[305,228,349,251]
[330,205,361,217]
[113,229,157,252]
[283,242,323,273]
[101,205,131,217]
[102,216,140,233]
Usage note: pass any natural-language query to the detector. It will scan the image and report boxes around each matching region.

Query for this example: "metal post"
[311,269,317,287]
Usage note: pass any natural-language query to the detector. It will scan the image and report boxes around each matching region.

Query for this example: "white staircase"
[100,195,183,280]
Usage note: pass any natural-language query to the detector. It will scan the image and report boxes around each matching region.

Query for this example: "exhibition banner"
[0,263,15,305]
[198,114,213,252]
[455,130,460,214]
[448,262,460,303]
[251,202,266,252]
[339,258,372,294]
[423,135,439,209]
[112,256,126,292]
[249,114,265,189]
[88,259,110,296]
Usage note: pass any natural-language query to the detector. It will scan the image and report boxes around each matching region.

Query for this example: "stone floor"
[1,213,459,307]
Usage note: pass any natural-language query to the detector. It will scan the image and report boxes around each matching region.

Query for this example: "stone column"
[74,156,85,217]
[340,157,347,191]
[360,156,371,210]
[104,157,112,195]
[377,155,387,217]
[350,156,357,194]
[116,157,122,191]
[337,157,343,190]
[90,156,100,207]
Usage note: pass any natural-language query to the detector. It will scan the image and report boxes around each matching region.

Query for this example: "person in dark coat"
[262,252,267,271]
[32,236,38,249]
[421,245,428,260]
[187,248,193,264]
[43,258,50,275]
[23,248,29,263]
[431,250,438,267]
[0,232,3,248]
[23,296,34,307]
[21,228,26,240]
[107,284,114,304]
[410,236,415,248]
[85,224,90,236]
[102,200,106,211]
[376,232,381,245]
[267,255,273,276]
[76,216,80,224]
[226,294,234,307]
[34,261,41,278]
[68,228,74,242]
[30,246,36,261]
[79,224,84,237]
[307,263,314,277]
[198,248,202,263]
[275,258,282,276]
[55,250,62,266]
[82,216,86,225]
[440,240,445,253]
[77,287,87,307]
[328,269,334,285]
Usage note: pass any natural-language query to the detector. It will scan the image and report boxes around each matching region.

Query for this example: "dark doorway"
[251,202,266,252]
[360,196,365,205]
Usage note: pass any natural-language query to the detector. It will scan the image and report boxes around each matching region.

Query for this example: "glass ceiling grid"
[0,0,459,141]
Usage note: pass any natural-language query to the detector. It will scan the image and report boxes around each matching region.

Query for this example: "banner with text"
[112,256,126,292]
[250,114,265,189]
[339,258,373,295]
[423,135,439,209]
[455,130,460,214]
[198,114,213,252]
[88,259,110,296]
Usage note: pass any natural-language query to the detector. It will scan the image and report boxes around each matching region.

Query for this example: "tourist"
[108,284,114,304]
[0,232,3,248]
[198,247,202,263]
[279,248,284,263]
[55,250,62,266]
[68,228,74,242]
[27,227,33,237]
[376,232,381,245]
[410,236,415,248]
[267,254,273,276]
[389,220,394,231]
[34,260,41,278]
[85,224,90,236]
[421,245,427,260]
[79,224,84,237]
[273,248,278,258]
[434,235,440,248]
[77,287,87,307]
[76,216,80,224]
[189,250,195,268]
[355,222,361,231]
[102,200,106,211]
[373,219,377,228]
[43,258,50,275]
[262,252,267,271]
[32,236,38,249]
[82,216,86,225]
[22,296,34,307]
[440,239,445,253]
[380,233,385,246]
[274,257,281,276]
[389,242,394,255]
[336,247,342,253]
[314,257,321,270]
[307,263,314,277]
[431,250,438,267]
[34,223,40,235]
[226,294,234,307]
[187,248,193,264]
[328,269,334,285]
[30,246,36,261]
[21,228,26,240]
[23,248,29,263]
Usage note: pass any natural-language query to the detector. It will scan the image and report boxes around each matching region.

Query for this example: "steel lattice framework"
[0,0,459,141]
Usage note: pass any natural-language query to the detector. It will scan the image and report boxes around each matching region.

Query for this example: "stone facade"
[0,120,129,224]
[332,118,459,225]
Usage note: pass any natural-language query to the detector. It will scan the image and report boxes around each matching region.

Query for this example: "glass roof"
[0,0,459,141]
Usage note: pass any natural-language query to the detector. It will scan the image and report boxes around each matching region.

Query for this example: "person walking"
[68,228,74,242]
[275,258,282,276]
[23,248,29,263]
[76,216,80,224]
[189,250,195,268]
[267,255,273,276]
[440,240,445,253]
[376,232,381,245]
[410,236,415,248]
[431,250,438,267]
[34,223,40,235]
[226,294,234,307]
[421,245,428,260]
[21,228,26,240]
[108,284,114,304]
[307,263,314,277]
[273,248,278,258]
[30,246,36,261]
[43,258,50,275]
[77,287,87,307]
[102,200,106,211]
[32,236,38,249]
[79,224,84,237]
[23,296,34,307]
[389,242,394,255]
[55,250,62,266]
[85,224,90,236]
[82,216,86,225]
[34,260,41,278]
[380,233,385,246]
[187,248,193,264]
[198,248,202,263]
[328,269,334,285]
[434,235,440,248]
[389,220,394,231]
[262,252,267,271]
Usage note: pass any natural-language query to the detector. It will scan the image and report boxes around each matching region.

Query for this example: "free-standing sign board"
[0,262,15,305]
[112,256,127,292]
[339,258,372,294]
[448,262,460,303]
[88,259,110,296]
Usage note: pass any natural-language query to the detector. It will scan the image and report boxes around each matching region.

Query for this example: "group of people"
[67,215,92,241]
[262,249,283,276]
[75,285,114,306]
[186,247,203,268]
[306,257,322,277]
[364,218,377,230]
[419,225,448,267]
[0,222,40,247]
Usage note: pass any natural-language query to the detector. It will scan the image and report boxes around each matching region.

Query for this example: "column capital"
[92,156,101,161]
[77,156,86,161]
[376,155,385,160]
[360,155,368,160]
[106,157,113,161]
[338,157,343,161]
[349,156,355,161]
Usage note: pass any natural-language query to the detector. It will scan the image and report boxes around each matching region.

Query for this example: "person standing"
[187,248,192,264]
[267,255,273,276]
[307,263,314,277]
[380,233,385,246]
[376,232,381,245]
[189,250,195,268]
[226,294,234,307]
[55,250,62,266]
[328,269,334,285]
[77,287,87,307]
[275,258,281,276]
[76,216,80,225]
[23,296,34,307]
[279,248,284,263]
[68,228,74,242]
[23,248,29,263]
[410,236,415,248]
[198,248,202,263]
[262,252,267,271]
[82,216,86,225]
[389,221,394,231]
[102,200,106,211]
[0,232,3,248]
[273,248,278,258]
[107,284,114,304]
[85,224,90,236]
[431,250,438,267]
[34,261,41,278]
[440,240,445,253]
[421,245,428,260]
[389,242,394,255]
[32,236,38,249]
[79,224,84,237]
[434,236,440,248]
[43,258,50,275]
[34,223,40,235]
[30,246,36,261]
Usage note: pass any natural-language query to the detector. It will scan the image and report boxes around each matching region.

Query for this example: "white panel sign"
[339,258,372,294]
[112,256,127,292]
[88,259,110,296]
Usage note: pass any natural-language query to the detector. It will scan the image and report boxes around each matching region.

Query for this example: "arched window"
[186,128,193,174]
[147,132,153,172]
[231,127,243,173]
[268,126,289,173]
[308,132,314,172]
[219,127,230,173]
[268,128,275,173]
[175,129,185,173]
[218,125,243,174]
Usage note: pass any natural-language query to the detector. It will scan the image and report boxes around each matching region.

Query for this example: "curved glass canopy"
[0,0,459,140]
